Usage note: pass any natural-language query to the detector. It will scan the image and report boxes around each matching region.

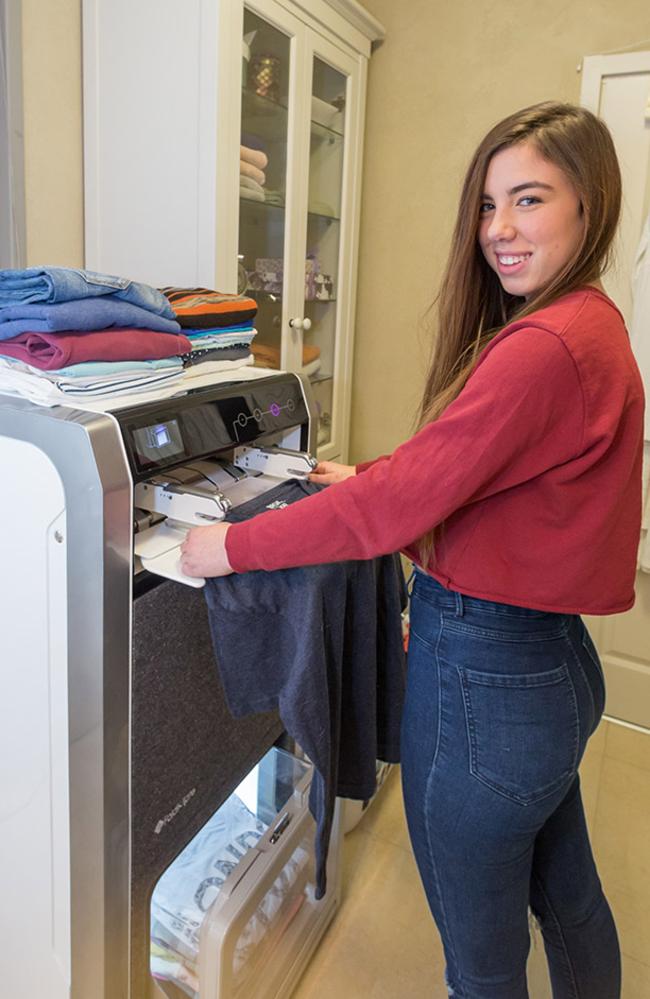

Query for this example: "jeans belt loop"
[454,590,464,617]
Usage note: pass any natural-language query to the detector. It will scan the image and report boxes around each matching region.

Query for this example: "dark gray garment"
[203,479,407,898]
[182,344,250,366]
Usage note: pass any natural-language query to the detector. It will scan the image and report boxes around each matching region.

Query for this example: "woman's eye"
[518,196,541,206]
[479,202,494,215]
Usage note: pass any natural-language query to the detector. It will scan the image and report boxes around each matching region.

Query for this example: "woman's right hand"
[308,460,357,485]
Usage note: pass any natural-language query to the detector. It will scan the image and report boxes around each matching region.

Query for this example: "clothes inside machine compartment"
[203,479,407,899]
[151,791,311,997]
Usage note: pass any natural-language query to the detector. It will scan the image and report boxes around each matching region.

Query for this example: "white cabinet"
[82,0,384,460]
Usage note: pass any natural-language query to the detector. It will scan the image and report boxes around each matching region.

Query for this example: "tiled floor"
[293,719,650,998]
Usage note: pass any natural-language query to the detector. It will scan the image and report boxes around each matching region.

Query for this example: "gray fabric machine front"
[131,578,282,999]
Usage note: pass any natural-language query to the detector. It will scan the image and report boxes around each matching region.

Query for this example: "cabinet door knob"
[289,317,312,331]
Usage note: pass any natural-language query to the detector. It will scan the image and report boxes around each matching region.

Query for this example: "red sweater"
[226,288,645,614]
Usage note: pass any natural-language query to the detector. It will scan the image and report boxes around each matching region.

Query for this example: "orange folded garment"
[162,287,257,329]
[252,342,320,368]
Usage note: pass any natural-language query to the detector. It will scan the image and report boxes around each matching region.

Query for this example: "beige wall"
[350,0,650,462]
[21,0,83,266]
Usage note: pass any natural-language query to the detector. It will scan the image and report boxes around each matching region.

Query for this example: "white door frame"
[580,52,650,732]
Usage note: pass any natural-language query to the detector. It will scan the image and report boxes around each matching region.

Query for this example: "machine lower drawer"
[150,745,340,999]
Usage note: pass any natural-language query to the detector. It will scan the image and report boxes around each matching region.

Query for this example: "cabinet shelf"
[241,88,288,142]
[311,118,344,143]
[241,88,344,144]
[240,197,340,224]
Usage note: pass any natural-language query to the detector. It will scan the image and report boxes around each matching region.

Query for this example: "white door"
[580,52,650,730]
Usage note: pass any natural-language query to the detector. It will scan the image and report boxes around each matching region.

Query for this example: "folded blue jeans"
[0,266,174,317]
[401,570,620,999]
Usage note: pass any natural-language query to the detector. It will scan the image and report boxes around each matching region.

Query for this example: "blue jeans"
[401,571,620,999]
[0,266,174,317]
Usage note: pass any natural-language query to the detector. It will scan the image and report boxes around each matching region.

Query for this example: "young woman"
[181,102,644,998]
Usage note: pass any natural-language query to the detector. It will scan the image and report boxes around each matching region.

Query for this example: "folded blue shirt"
[0,298,181,341]
[185,322,255,338]
[0,266,174,318]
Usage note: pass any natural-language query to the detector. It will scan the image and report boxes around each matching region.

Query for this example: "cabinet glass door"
[303,56,346,451]
[301,35,358,459]
[239,6,294,372]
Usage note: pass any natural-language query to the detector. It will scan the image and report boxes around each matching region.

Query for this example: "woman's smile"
[479,142,584,299]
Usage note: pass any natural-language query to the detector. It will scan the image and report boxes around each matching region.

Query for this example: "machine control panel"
[116,373,310,481]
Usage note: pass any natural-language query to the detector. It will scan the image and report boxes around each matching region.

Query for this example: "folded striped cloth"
[162,287,258,329]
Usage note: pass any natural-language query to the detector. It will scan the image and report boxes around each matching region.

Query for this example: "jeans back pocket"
[458,663,580,805]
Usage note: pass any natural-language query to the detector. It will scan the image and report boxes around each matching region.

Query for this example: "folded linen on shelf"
[0,327,192,370]
[240,186,266,203]
[239,159,266,186]
[239,175,266,197]
[240,144,268,171]
[162,287,258,329]
[0,265,175,317]
[0,298,182,340]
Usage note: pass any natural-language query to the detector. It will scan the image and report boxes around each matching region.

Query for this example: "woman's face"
[478,141,584,300]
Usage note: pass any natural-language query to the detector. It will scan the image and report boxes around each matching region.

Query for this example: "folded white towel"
[240,186,265,203]
[239,174,265,196]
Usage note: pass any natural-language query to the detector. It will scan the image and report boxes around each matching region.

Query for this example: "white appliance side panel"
[0,437,70,998]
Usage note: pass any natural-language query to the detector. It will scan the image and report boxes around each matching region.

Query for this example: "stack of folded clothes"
[0,268,259,409]
[161,286,258,375]
[240,143,268,203]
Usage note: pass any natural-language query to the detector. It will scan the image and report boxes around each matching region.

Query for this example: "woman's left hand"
[180,523,234,578]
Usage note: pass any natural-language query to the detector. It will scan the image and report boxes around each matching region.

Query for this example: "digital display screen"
[132,418,186,469]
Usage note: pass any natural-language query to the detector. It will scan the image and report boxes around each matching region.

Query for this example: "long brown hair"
[417,101,622,565]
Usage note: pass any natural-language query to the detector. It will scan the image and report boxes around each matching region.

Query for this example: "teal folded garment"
[52,357,183,377]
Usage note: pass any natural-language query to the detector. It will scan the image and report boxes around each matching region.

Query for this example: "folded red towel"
[0,327,192,370]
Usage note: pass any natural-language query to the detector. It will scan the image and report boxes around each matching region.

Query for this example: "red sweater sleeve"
[355,454,390,474]
[225,328,584,572]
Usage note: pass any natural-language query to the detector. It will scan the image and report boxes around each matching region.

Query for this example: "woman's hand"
[308,460,357,485]
[180,522,234,578]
